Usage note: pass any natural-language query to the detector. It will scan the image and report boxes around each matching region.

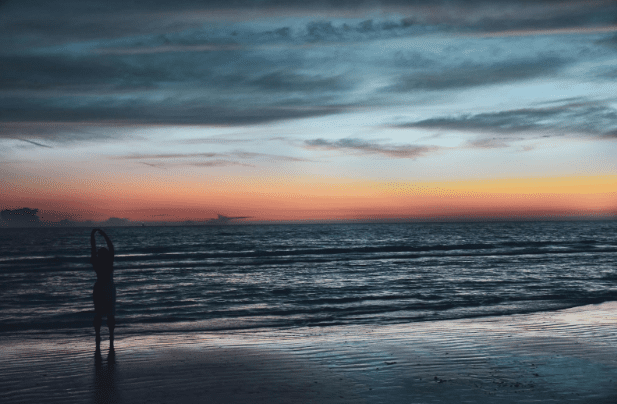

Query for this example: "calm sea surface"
[1,221,616,338]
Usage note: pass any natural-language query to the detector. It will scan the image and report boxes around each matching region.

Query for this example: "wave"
[2,240,615,273]
[1,221,616,336]
[4,297,616,337]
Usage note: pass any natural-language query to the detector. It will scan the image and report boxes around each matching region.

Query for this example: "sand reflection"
[94,348,118,404]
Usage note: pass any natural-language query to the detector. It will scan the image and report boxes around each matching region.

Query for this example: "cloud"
[248,71,352,93]
[95,43,243,55]
[118,153,223,160]
[595,67,617,80]
[0,55,123,91]
[190,160,254,167]
[596,33,617,48]
[605,129,617,139]
[139,162,166,169]
[395,100,617,144]
[119,151,308,162]
[467,6,617,35]
[116,150,309,169]
[1,0,614,139]
[387,56,566,91]
[4,1,614,50]
[466,137,514,149]
[299,18,436,43]
[0,208,41,227]
[16,138,53,148]
[392,51,436,69]
[230,151,310,162]
[0,51,260,93]
[181,137,257,144]
[304,138,439,159]
[0,122,130,143]
[1,47,352,109]
[0,103,347,129]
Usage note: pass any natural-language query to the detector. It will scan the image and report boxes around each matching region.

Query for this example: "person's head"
[95,247,113,267]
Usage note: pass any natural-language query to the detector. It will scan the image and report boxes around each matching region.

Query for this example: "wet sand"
[2,302,617,403]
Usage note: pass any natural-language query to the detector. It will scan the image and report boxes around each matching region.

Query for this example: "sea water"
[1,221,616,338]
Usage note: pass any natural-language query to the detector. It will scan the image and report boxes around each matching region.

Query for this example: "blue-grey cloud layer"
[398,101,617,137]
[387,56,567,91]
[1,0,616,141]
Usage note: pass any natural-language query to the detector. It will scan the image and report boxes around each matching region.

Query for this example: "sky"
[1,0,616,223]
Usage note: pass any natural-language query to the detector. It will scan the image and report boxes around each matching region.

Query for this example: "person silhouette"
[90,229,116,349]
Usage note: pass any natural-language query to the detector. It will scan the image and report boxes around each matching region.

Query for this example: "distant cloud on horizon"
[0,208,41,227]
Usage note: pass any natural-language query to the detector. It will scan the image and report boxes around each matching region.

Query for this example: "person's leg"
[108,315,115,349]
[94,314,102,348]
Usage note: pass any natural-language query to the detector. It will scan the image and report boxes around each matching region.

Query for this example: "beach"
[2,302,616,404]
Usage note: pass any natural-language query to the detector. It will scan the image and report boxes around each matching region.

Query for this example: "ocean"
[1,221,616,339]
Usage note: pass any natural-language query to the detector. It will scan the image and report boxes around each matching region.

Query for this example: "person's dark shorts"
[93,281,116,317]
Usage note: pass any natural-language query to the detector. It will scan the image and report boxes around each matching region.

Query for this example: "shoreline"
[2,299,610,342]
[2,302,617,403]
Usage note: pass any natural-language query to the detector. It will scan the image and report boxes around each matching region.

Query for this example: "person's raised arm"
[98,229,114,258]
[91,229,98,262]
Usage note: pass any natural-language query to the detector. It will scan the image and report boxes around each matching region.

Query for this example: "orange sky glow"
[4,174,615,223]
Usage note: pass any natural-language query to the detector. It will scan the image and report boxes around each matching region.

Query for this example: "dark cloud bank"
[0,0,615,141]
[387,56,567,92]
[397,101,617,139]
[3,0,615,40]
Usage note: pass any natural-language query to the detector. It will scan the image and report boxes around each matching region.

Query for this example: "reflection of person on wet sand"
[90,229,116,350]
[94,346,117,404]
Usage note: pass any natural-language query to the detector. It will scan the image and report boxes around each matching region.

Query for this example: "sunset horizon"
[2,172,616,226]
